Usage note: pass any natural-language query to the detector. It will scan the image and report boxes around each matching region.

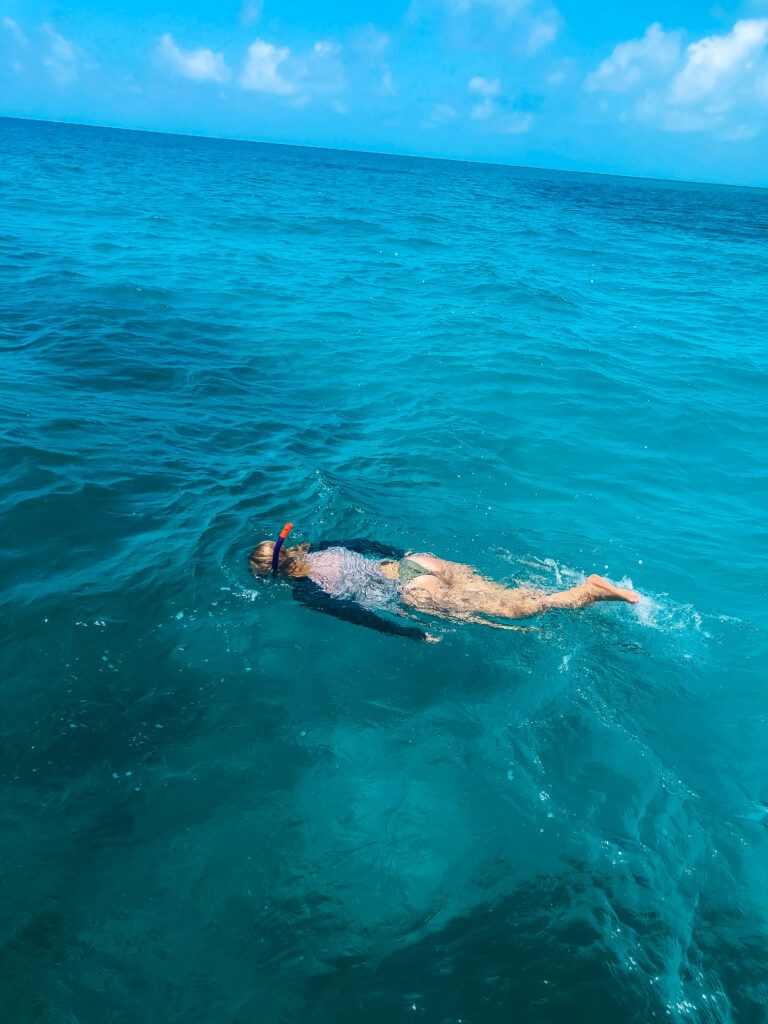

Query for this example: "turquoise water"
[1,116,767,1022]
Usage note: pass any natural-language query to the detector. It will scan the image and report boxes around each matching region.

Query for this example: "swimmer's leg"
[402,573,638,622]
[540,575,639,610]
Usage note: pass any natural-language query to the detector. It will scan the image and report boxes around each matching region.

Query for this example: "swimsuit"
[305,547,402,608]
[398,557,433,584]
[291,539,429,642]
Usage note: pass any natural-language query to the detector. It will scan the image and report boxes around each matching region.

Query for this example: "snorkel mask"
[271,522,294,576]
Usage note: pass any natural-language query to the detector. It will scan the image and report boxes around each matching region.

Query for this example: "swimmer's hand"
[424,632,442,644]
[468,617,537,632]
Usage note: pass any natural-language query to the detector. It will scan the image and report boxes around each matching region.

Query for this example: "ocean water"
[1,116,767,1023]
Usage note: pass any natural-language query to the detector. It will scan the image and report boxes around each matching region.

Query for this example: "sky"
[2,0,768,185]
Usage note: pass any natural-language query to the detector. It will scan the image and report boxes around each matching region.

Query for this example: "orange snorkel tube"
[271,522,294,576]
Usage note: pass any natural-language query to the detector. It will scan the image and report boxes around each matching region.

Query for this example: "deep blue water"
[1,116,767,1023]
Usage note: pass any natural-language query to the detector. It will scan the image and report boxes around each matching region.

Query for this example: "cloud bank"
[586,19,768,135]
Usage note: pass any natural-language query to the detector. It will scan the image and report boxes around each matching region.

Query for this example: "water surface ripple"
[1,118,767,1024]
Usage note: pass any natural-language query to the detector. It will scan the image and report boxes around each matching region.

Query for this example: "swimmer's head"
[249,539,311,578]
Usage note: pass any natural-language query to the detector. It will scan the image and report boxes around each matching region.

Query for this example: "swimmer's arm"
[316,538,406,560]
[464,615,535,632]
[292,580,427,641]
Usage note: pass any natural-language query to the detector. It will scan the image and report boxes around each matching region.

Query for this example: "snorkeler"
[248,525,639,643]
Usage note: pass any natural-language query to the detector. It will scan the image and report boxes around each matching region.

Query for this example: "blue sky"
[2,0,768,185]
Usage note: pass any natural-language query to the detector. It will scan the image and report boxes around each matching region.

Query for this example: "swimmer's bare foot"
[587,574,639,604]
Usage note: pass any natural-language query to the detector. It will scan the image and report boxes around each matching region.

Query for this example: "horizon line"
[1,113,763,192]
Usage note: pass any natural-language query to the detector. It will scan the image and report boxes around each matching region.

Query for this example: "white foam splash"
[504,553,711,654]
[632,592,704,635]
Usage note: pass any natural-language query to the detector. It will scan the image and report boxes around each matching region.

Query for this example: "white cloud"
[585,23,682,93]
[468,76,502,118]
[441,0,559,52]
[239,37,347,101]
[377,65,395,96]
[500,111,533,133]
[240,39,296,94]
[719,122,761,140]
[586,18,768,136]
[349,25,390,59]
[430,103,459,123]
[3,15,29,71]
[42,23,82,84]
[346,26,393,100]
[526,10,560,55]
[447,0,528,17]
[471,98,496,118]
[669,17,768,104]
[468,75,501,96]
[545,64,568,86]
[465,75,531,129]
[240,0,263,27]
[314,40,341,58]
[304,38,345,95]
[158,33,231,83]
[3,16,29,48]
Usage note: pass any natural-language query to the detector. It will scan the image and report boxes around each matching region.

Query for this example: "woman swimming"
[248,530,639,642]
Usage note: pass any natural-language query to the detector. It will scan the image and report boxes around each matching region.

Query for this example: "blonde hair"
[249,539,311,578]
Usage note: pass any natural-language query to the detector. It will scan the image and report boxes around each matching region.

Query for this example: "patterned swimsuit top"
[305,547,402,609]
